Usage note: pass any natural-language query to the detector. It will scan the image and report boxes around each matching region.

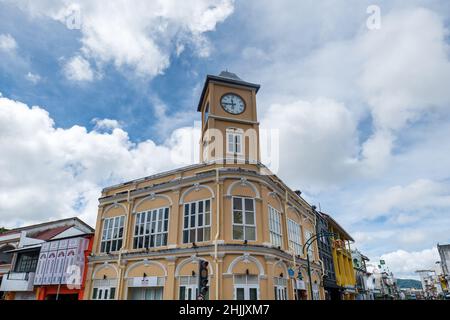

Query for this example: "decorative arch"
[175,255,214,276]
[226,178,261,199]
[267,191,283,212]
[133,193,173,212]
[287,205,302,221]
[179,183,215,204]
[102,202,128,217]
[124,259,168,278]
[92,262,119,279]
[273,259,289,278]
[226,254,265,276]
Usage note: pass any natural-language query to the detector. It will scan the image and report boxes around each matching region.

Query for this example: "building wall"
[328,226,356,300]
[84,165,324,300]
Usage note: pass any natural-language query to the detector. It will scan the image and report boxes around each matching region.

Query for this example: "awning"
[5,244,42,253]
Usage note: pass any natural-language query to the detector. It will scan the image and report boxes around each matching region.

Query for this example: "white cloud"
[11,0,234,78]
[359,8,450,133]
[260,98,359,191]
[92,118,122,132]
[362,179,450,220]
[0,94,198,227]
[0,33,17,52]
[25,72,41,84]
[379,247,440,278]
[63,55,94,82]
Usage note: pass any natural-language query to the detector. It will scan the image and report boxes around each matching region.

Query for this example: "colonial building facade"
[84,72,324,300]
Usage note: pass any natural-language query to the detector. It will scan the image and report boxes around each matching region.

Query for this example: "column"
[168,189,180,247]
[264,255,276,300]
[164,256,176,300]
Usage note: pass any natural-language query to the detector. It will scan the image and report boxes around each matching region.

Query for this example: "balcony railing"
[0,272,35,292]
[7,271,30,281]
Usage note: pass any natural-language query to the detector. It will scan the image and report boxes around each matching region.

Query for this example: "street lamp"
[303,231,337,300]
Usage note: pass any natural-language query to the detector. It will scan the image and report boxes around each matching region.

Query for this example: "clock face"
[220,93,245,114]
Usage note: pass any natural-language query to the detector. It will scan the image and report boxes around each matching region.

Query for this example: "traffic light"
[198,260,209,300]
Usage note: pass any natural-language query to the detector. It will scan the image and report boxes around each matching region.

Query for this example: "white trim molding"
[92,262,119,279]
[102,202,128,218]
[226,178,261,199]
[175,255,214,277]
[133,193,173,212]
[124,259,168,278]
[179,183,215,204]
[225,253,265,277]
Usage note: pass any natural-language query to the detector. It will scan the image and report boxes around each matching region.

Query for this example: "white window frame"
[133,207,169,249]
[92,286,116,300]
[178,275,209,300]
[100,216,124,253]
[226,128,244,155]
[232,197,256,241]
[287,219,302,255]
[268,206,283,247]
[233,275,259,300]
[182,199,211,244]
[274,277,288,300]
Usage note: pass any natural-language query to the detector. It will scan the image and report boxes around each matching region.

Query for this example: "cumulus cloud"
[379,247,441,278]
[92,118,122,132]
[10,0,234,78]
[362,179,450,220]
[260,98,359,191]
[63,55,94,82]
[0,33,17,52]
[0,94,199,227]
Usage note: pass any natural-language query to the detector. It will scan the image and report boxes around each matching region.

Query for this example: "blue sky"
[1,0,450,278]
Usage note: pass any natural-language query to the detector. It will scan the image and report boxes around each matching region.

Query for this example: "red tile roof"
[32,225,72,241]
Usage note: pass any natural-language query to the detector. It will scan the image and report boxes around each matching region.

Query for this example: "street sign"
[288,268,295,278]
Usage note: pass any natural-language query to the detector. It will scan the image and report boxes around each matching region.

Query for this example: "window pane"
[249,288,258,300]
[179,287,186,300]
[110,288,116,300]
[183,230,189,243]
[197,228,204,242]
[93,288,98,300]
[233,198,242,210]
[233,226,244,240]
[245,199,254,211]
[234,211,243,224]
[204,227,210,241]
[245,211,254,225]
[245,226,256,240]
[205,200,210,212]
[236,288,245,300]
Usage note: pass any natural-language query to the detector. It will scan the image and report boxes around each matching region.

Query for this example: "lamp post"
[303,231,337,300]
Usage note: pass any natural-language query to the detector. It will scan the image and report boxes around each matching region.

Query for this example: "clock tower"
[197,71,261,164]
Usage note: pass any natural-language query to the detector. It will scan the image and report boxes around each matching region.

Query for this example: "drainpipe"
[214,168,220,300]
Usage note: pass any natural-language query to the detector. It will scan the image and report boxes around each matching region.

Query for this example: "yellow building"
[84,71,324,300]
[322,213,356,300]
